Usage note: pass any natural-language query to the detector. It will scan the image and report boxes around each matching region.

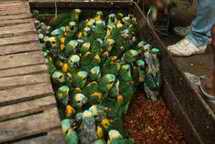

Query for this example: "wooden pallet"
[0,0,65,143]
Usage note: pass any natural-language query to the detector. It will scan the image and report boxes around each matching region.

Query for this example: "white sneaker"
[167,38,207,56]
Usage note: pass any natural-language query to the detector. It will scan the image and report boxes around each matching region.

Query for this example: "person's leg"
[168,0,215,56]
[186,0,215,47]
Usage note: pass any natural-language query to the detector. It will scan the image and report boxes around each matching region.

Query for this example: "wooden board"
[0,107,61,143]
[0,5,29,16]
[0,64,47,78]
[0,73,50,90]
[0,42,40,56]
[13,128,65,144]
[0,33,38,46]
[0,83,53,105]
[0,51,45,70]
[0,18,33,27]
[0,95,56,122]
[0,23,36,38]
[0,13,32,21]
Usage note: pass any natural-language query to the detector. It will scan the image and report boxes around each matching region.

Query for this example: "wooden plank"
[0,51,45,70]
[0,95,56,122]
[0,23,36,38]
[0,1,28,11]
[0,73,50,90]
[0,6,29,16]
[0,2,24,8]
[0,0,24,5]
[0,18,33,27]
[0,107,61,143]
[0,13,32,21]
[46,128,65,144]
[0,10,28,16]
[0,42,40,56]
[0,83,54,105]
[13,128,65,144]
[0,64,47,78]
[0,33,38,46]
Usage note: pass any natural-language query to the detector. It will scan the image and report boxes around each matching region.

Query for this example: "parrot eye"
[59,75,63,79]
[50,40,56,47]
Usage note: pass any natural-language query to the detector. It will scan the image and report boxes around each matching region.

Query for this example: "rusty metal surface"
[29,1,215,144]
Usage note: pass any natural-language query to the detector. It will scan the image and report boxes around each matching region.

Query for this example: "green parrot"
[119,81,135,113]
[119,64,133,82]
[52,70,65,84]
[88,104,107,119]
[72,93,88,109]
[80,42,91,55]
[109,80,120,98]
[51,26,66,38]
[80,52,101,71]
[65,21,78,43]
[122,49,140,63]
[79,110,98,144]
[107,130,133,144]
[61,119,79,144]
[68,54,80,70]
[116,12,124,20]
[64,40,79,56]
[107,14,117,26]
[50,9,81,29]
[82,81,102,104]
[91,38,104,55]
[144,47,160,100]
[89,66,101,81]
[99,74,116,94]
[57,85,70,106]
[65,129,79,144]
[72,71,88,88]
[93,20,106,38]
[136,59,146,82]
[102,56,121,75]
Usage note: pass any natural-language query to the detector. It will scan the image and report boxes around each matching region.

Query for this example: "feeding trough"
[28,0,215,144]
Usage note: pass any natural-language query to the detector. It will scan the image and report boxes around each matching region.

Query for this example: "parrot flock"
[34,9,160,144]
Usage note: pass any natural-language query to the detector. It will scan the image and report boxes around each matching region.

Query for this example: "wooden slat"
[0,73,50,90]
[0,83,53,105]
[0,18,33,27]
[0,42,40,56]
[0,23,36,38]
[0,13,32,21]
[0,95,56,121]
[0,108,61,143]
[0,0,24,6]
[0,64,47,78]
[0,7,29,16]
[13,128,65,144]
[0,51,45,70]
[0,1,30,16]
[0,33,38,46]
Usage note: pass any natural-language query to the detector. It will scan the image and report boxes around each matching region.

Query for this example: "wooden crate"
[0,0,65,143]
[29,1,215,144]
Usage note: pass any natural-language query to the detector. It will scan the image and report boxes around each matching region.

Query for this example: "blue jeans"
[186,0,215,47]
